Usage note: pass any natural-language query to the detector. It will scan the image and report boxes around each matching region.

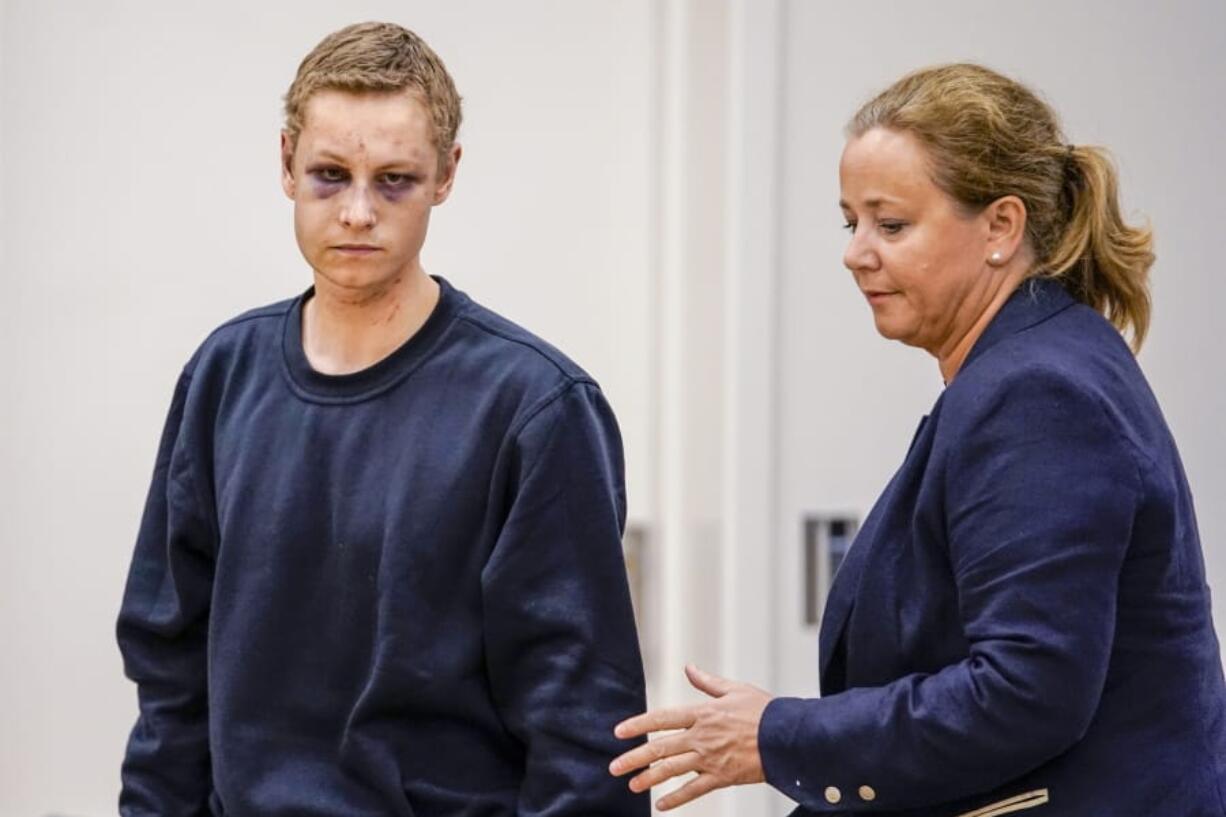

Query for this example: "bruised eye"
[378,172,417,188]
[310,166,348,184]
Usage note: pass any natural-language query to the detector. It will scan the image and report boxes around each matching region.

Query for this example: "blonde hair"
[850,63,1155,349]
[284,22,462,168]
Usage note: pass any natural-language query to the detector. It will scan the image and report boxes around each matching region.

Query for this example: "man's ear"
[432,144,462,205]
[280,131,297,199]
[983,194,1028,267]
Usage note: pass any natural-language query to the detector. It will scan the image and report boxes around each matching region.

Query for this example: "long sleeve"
[759,368,1142,812]
[116,368,217,816]
[481,380,650,817]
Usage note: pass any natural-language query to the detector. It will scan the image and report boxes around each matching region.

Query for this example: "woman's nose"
[843,228,877,273]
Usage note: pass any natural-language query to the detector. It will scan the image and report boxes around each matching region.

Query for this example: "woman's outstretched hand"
[609,665,773,810]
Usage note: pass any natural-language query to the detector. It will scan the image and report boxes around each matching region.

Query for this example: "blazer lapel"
[818,552,862,680]
[818,279,1076,684]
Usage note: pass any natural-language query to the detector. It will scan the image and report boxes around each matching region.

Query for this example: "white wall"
[0,2,653,814]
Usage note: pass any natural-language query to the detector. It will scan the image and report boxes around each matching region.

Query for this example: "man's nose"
[339,185,377,230]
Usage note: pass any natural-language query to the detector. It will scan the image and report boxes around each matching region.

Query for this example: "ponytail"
[1043,146,1155,351]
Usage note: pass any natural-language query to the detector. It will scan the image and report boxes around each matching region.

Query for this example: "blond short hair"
[284,22,463,165]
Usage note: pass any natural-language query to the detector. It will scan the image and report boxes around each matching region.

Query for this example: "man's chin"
[309,265,407,298]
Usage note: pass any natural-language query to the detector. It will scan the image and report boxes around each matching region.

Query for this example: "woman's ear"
[983,195,1028,267]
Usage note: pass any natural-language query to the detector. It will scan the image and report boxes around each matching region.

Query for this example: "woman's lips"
[864,290,898,305]
[333,245,381,255]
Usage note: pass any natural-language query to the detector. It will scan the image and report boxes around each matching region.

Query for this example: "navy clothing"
[760,279,1226,816]
[117,278,649,817]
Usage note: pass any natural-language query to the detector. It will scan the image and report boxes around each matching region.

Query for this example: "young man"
[117,22,647,816]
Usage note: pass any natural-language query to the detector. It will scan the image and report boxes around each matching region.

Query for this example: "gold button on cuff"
[824,786,842,805]
[859,785,877,802]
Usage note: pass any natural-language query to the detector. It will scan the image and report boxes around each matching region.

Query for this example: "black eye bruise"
[306,165,347,183]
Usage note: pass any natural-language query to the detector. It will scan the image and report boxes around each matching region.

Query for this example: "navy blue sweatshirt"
[117,278,649,817]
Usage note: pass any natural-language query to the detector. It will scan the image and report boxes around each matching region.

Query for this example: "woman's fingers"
[614,705,697,740]
[656,772,721,811]
[611,666,772,808]
[609,730,690,776]
[685,664,736,698]
[626,750,701,793]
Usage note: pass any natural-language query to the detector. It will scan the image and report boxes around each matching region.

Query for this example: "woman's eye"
[879,221,906,236]
[842,221,857,233]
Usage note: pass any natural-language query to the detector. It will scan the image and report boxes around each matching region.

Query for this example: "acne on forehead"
[307,138,433,168]
[297,88,440,166]
[303,86,431,120]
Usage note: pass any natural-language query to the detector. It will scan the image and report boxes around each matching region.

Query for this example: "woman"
[609,64,1226,816]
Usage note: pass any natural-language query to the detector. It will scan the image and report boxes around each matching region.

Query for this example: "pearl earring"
[989,251,1004,266]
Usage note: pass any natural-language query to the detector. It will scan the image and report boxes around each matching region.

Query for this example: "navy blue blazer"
[759,279,1226,816]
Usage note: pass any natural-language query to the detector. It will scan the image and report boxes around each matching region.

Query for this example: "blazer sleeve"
[116,368,216,816]
[480,381,650,817]
[759,368,1142,812]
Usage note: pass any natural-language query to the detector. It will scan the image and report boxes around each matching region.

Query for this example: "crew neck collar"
[281,275,465,404]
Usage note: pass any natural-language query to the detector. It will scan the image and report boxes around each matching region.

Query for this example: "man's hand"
[609,665,773,810]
